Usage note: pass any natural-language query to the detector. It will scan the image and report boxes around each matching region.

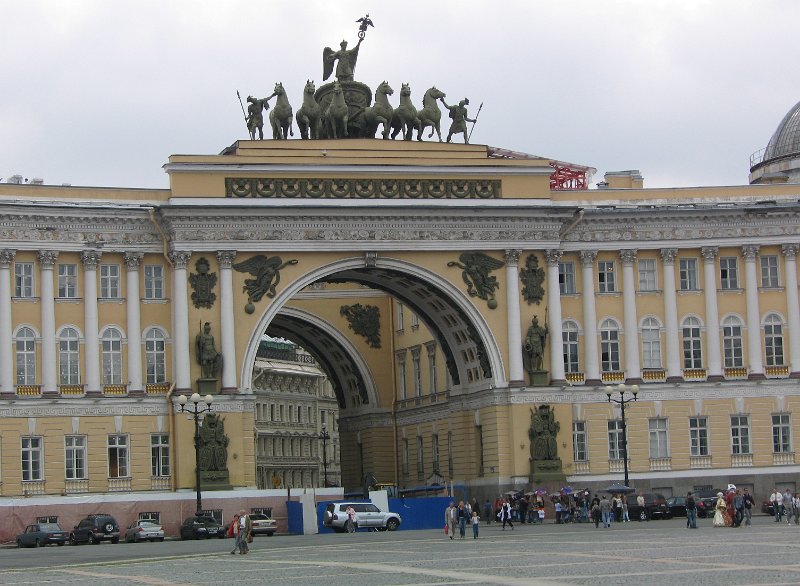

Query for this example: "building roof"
[762,99,800,163]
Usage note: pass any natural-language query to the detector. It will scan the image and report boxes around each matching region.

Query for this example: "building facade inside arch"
[4,128,800,539]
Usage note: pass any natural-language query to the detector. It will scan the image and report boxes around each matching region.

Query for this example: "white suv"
[323,502,402,532]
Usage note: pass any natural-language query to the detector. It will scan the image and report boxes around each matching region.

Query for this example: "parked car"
[180,516,225,540]
[16,522,68,547]
[627,493,671,520]
[323,502,402,532]
[124,520,165,543]
[69,514,120,545]
[666,495,713,519]
[249,513,277,536]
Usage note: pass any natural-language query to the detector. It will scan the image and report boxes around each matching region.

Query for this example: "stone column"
[218,251,238,393]
[124,252,144,395]
[580,250,601,385]
[742,245,765,379]
[504,249,524,386]
[81,250,102,395]
[38,251,59,396]
[701,247,724,381]
[781,244,800,377]
[0,250,15,395]
[620,250,642,382]
[660,248,683,382]
[545,250,566,384]
[170,251,192,393]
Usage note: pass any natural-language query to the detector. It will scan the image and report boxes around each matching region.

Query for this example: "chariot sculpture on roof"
[236,13,481,142]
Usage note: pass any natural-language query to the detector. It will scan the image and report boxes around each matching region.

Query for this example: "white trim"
[568,463,800,484]
[163,163,554,177]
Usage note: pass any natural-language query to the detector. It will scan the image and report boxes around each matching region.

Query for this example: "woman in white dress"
[713,492,727,527]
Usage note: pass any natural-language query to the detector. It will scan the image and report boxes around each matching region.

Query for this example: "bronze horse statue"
[323,81,349,139]
[268,82,294,140]
[295,80,321,140]
[363,81,394,139]
[417,86,446,142]
[390,83,418,141]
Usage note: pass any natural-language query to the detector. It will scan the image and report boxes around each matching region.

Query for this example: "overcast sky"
[2,0,797,190]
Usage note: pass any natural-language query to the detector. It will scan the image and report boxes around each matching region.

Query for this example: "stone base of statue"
[527,370,549,386]
[315,81,372,138]
[196,378,219,395]
[529,458,566,484]
[199,469,232,491]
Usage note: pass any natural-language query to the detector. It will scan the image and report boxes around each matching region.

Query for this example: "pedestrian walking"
[600,495,612,528]
[229,512,240,554]
[637,493,649,521]
[458,501,469,538]
[484,499,493,525]
[732,489,744,527]
[471,510,480,539]
[445,501,458,540]
[622,494,630,522]
[237,510,252,554]
[499,499,514,530]
[742,487,754,526]
[686,492,698,529]
[770,488,783,522]
[783,489,793,524]
[591,499,601,528]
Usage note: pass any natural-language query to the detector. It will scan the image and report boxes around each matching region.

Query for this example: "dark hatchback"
[180,516,226,540]
[69,514,120,545]
[16,523,69,547]
[666,495,713,519]
[627,493,671,520]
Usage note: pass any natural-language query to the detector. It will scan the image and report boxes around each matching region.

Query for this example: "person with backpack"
[686,492,698,529]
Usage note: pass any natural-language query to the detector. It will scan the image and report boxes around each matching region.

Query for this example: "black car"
[627,493,671,520]
[69,514,120,545]
[666,496,712,519]
[180,516,225,540]
[16,522,69,547]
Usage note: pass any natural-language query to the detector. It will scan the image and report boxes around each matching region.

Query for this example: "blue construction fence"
[314,496,451,533]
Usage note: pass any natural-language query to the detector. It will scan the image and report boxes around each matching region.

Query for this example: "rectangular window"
[22,436,43,481]
[772,414,791,453]
[760,255,780,288]
[563,327,579,373]
[679,258,698,291]
[396,353,407,400]
[412,349,421,397]
[16,331,36,385]
[765,319,785,367]
[573,421,587,462]
[720,257,739,290]
[689,417,709,457]
[139,512,161,523]
[100,264,120,299]
[431,434,440,474]
[600,329,620,372]
[682,322,703,369]
[65,435,87,480]
[108,434,129,478]
[401,438,409,477]
[57,264,78,298]
[638,259,657,291]
[151,434,170,477]
[144,265,164,299]
[607,420,624,460]
[558,261,575,294]
[648,418,669,458]
[475,427,482,477]
[730,415,750,455]
[14,262,34,298]
[396,302,405,332]
[598,261,616,293]
[416,436,424,481]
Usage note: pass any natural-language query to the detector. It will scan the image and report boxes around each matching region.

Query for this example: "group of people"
[712,484,755,528]
[589,493,632,528]
[227,510,253,554]
[768,487,800,524]
[445,500,482,539]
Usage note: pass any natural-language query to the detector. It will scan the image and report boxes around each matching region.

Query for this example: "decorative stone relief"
[447,251,504,309]
[233,255,299,313]
[519,253,545,305]
[340,303,381,349]
[189,257,217,309]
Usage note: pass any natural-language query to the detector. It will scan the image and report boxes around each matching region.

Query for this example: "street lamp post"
[319,427,330,487]
[605,383,639,487]
[177,392,214,516]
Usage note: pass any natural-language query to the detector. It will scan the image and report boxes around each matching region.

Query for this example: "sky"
[1,0,798,190]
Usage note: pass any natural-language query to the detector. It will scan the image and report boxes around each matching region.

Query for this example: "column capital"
[782,243,799,260]
[80,250,103,270]
[169,250,192,269]
[37,250,59,269]
[0,249,16,268]
[580,250,598,267]
[544,249,563,267]
[741,244,760,261]
[504,249,522,266]
[700,246,719,262]
[660,248,678,264]
[123,252,144,270]
[619,249,637,266]
[217,250,237,268]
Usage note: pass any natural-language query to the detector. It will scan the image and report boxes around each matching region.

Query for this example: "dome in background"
[750,100,800,184]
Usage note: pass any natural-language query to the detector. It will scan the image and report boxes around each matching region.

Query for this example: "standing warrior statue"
[245,95,270,140]
[441,97,477,144]
[323,14,374,82]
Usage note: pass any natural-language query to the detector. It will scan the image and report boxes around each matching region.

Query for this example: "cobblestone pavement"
[2,515,800,585]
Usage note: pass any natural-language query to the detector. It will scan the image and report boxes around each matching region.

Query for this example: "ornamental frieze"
[225,177,501,199]
[175,227,557,242]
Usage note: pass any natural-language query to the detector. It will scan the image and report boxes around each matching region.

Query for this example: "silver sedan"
[124,521,165,543]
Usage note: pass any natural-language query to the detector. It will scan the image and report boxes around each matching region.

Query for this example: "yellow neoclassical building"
[3,98,800,539]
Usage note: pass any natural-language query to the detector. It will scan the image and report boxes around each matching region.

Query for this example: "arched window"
[764,314,785,367]
[641,317,662,369]
[600,319,620,372]
[562,320,580,373]
[722,316,743,368]
[145,328,167,384]
[682,317,702,369]
[15,327,36,385]
[101,327,123,385]
[58,327,81,384]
